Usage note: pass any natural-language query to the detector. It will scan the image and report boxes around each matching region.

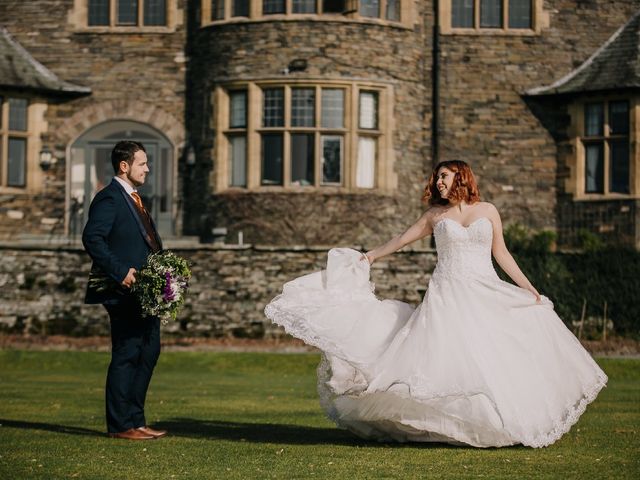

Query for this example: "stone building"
[0,1,638,336]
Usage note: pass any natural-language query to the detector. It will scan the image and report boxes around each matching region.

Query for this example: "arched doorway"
[69,120,175,236]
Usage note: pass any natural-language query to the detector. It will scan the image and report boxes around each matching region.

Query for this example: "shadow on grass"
[0,418,103,436]
[155,418,461,448]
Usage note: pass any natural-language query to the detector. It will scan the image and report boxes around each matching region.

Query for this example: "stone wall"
[0,243,437,337]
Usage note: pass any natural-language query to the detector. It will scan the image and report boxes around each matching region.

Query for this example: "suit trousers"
[104,301,160,433]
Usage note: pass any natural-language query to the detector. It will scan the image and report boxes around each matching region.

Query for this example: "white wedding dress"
[264,217,607,448]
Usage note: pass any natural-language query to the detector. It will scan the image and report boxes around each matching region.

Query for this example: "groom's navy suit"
[83,178,163,434]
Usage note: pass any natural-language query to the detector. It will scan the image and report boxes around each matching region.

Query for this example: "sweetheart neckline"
[433,216,492,230]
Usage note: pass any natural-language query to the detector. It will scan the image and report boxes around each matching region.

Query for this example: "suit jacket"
[83,179,163,305]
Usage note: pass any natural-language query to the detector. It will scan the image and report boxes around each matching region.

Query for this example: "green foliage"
[0,351,638,479]
[500,224,640,338]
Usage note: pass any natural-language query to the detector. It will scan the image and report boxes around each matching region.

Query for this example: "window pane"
[321,89,344,128]
[291,88,315,127]
[8,98,28,131]
[584,143,604,194]
[230,90,247,128]
[386,0,400,21]
[263,88,284,127]
[117,0,138,25]
[88,0,110,25]
[360,0,379,18]
[356,137,376,188]
[0,96,3,128]
[452,0,473,28]
[261,134,283,185]
[323,0,344,13]
[230,136,247,187]
[480,0,501,28]
[263,0,285,14]
[212,0,225,19]
[8,138,26,187]
[233,0,249,17]
[359,91,378,129]
[144,0,166,25]
[610,101,629,135]
[322,135,342,185]
[508,0,531,29]
[584,103,603,137]
[610,140,630,194]
[293,0,316,13]
[291,134,314,186]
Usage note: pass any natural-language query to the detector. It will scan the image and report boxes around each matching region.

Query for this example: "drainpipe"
[431,0,440,167]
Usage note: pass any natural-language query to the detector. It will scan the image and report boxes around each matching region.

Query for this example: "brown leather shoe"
[137,426,167,438]
[108,428,154,440]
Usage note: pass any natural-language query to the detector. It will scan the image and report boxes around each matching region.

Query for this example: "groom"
[83,140,165,440]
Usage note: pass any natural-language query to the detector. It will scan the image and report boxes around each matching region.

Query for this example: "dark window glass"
[291,134,314,186]
[452,0,473,28]
[261,134,283,185]
[609,101,629,135]
[233,0,249,17]
[230,91,247,128]
[323,0,344,13]
[8,98,28,131]
[480,0,502,28]
[610,140,630,194]
[230,135,247,187]
[508,0,531,29]
[293,0,316,13]
[8,138,26,187]
[585,103,604,137]
[291,88,315,127]
[360,0,379,18]
[263,0,286,14]
[386,0,400,21]
[144,0,166,25]
[117,0,138,25]
[262,88,284,127]
[212,0,225,19]
[584,143,604,193]
[88,0,110,25]
[322,135,342,184]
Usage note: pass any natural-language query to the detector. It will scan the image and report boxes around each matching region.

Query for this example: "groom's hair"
[111,141,146,173]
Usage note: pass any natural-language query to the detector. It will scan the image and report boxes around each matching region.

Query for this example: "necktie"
[130,192,161,252]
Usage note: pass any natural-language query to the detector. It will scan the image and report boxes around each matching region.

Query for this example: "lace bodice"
[432,217,498,280]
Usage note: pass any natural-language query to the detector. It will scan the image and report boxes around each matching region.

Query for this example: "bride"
[265,160,607,448]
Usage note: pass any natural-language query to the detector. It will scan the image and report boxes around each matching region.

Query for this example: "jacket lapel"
[111,179,158,251]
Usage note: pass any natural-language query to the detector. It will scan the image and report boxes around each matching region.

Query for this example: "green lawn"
[0,351,638,479]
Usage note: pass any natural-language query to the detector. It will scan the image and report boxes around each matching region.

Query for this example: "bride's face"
[436,167,455,199]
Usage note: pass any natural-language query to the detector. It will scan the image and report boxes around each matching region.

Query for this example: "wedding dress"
[264,217,607,448]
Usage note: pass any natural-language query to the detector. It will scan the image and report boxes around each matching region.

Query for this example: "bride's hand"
[360,252,374,265]
[527,285,541,303]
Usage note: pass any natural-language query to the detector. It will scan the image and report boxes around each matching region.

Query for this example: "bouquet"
[89,251,191,324]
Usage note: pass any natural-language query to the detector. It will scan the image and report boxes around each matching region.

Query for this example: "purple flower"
[163,271,176,302]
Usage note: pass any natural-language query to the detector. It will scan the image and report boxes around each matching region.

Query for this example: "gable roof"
[527,10,640,96]
[0,27,91,96]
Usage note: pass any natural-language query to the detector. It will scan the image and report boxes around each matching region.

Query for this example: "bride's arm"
[364,211,433,264]
[487,204,541,301]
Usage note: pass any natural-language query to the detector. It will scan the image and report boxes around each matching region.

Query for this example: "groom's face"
[121,150,149,187]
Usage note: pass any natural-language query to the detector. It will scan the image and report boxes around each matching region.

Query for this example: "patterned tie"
[130,192,161,252]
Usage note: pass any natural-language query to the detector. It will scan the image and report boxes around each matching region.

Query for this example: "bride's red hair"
[422,160,481,205]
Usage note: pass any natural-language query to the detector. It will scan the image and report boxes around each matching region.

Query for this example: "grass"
[0,351,638,479]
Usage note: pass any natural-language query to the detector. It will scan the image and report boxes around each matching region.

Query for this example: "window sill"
[572,193,638,202]
[217,186,387,194]
[72,26,177,34]
[440,27,539,36]
[0,186,29,194]
[201,15,412,30]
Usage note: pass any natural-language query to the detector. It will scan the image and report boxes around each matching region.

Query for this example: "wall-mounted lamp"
[39,146,56,171]
[185,143,196,166]
[288,58,308,72]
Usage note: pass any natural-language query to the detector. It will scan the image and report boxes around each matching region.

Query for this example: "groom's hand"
[121,268,137,288]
